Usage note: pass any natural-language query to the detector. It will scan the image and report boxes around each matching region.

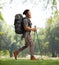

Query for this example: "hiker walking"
[14,9,38,60]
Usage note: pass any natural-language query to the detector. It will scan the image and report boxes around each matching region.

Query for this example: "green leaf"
[0,6,3,9]
[53,0,57,5]
[0,32,3,35]
[0,12,4,21]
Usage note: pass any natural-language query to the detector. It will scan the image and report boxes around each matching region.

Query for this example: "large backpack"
[14,14,24,34]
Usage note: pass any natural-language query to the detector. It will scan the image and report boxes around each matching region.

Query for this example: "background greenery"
[0,0,59,58]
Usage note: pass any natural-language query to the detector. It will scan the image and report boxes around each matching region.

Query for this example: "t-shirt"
[23,17,32,34]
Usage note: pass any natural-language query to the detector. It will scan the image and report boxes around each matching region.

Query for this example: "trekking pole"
[34,26,43,59]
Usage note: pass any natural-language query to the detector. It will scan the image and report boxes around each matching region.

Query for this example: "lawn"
[0,58,59,65]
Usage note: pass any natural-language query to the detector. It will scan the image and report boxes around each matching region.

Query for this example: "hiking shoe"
[13,51,18,60]
[31,56,39,60]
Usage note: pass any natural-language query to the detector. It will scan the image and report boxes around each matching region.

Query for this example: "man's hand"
[31,27,37,32]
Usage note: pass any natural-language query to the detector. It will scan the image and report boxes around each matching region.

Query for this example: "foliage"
[45,10,59,57]
[0,13,4,21]
[0,50,9,56]
[0,0,59,57]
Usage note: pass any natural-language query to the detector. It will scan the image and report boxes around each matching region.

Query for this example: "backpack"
[14,14,24,34]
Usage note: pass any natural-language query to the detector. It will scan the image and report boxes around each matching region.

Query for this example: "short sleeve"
[23,18,28,27]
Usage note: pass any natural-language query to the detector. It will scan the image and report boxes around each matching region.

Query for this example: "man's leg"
[14,44,28,60]
[14,33,29,60]
[28,35,34,56]
[27,35,38,60]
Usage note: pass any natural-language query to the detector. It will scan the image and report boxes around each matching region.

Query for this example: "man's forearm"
[24,26,36,32]
[24,26,32,31]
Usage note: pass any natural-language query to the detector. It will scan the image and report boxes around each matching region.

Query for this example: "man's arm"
[24,26,36,32]
[23,18,36,32]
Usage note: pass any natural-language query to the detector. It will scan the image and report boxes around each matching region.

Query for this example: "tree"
[45,10,59,57]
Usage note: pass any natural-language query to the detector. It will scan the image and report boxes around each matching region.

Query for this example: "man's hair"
[23,9,29,15]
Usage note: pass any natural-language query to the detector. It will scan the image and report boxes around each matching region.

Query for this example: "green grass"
[0,58,59,65]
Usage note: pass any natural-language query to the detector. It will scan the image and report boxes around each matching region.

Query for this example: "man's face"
[26,11,32,18]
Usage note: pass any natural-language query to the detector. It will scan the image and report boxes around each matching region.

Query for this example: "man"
[14,9,38,60]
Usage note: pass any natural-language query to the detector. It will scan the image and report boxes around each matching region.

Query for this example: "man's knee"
[30,42,34,47]
[25,43,29,47]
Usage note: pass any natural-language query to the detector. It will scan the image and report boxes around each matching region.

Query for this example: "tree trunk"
[9,50,13,57]
[52,51,57,57]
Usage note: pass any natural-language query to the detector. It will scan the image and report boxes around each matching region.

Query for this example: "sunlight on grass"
[0,58,59,65]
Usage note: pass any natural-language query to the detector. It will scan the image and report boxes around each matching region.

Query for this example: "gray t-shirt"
[23,17,32,34]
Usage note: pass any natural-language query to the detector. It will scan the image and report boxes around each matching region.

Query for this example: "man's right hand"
[32,27,37,32]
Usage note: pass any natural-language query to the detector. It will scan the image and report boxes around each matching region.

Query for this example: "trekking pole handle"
[34,25,36,28]
[34,25,37,32]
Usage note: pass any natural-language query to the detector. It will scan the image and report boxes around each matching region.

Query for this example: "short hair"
[23,9,29,15]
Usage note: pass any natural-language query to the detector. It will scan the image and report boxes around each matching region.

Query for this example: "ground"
[0,57,59,65]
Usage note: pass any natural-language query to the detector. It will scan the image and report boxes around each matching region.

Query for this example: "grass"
[0,58,59,65]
